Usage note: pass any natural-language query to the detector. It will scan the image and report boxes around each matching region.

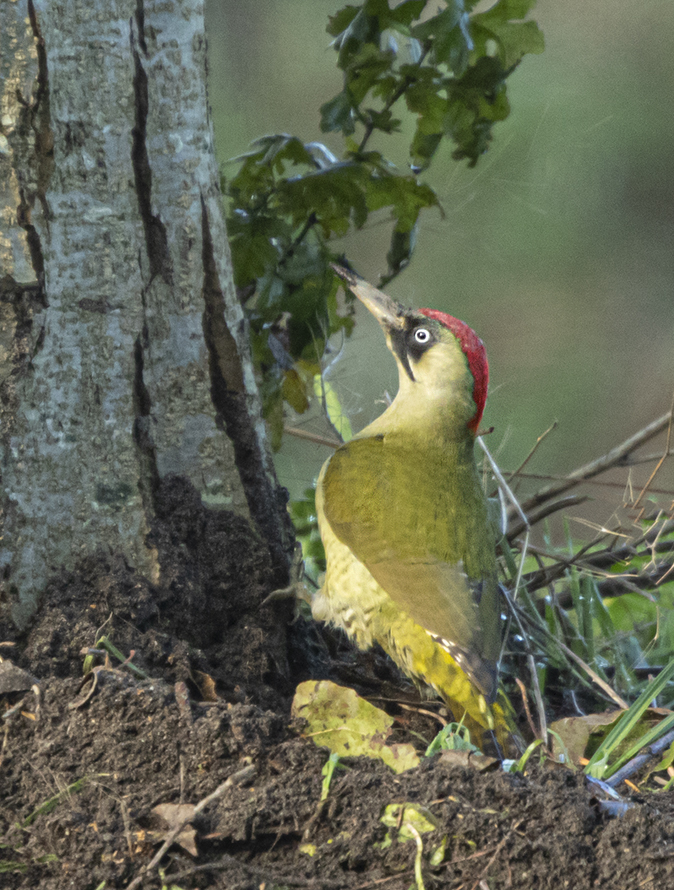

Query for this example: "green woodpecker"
[313,266,513,751]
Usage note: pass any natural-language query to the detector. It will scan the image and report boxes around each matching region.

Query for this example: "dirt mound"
[2,498,674,888]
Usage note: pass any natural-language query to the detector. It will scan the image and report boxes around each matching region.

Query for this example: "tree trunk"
[0,0,293,656]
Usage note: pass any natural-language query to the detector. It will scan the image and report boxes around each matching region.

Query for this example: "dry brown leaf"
[151,803,198,857]
[438,750,500,772]
[192,669,219,702]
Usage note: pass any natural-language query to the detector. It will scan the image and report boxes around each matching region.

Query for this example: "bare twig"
[394,701,449,727]
[507,495,588,540]
[506,470,674,496]
[125,765,256,890]
[632,395,674,509]
[515,530,614,596]
[468,825,519,890]
[573,519,674,572]
[517,412,674,516]
[479,437,530,599]
[621,448,674,467]
[507,422,558,483]
[515,677,538,741]
[595,565,673,598]
[284,425,341,448]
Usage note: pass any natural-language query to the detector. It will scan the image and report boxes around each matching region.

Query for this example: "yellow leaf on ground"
[292,680,419,773]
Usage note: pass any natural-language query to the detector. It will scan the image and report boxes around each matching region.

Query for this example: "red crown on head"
[419,308,488,434]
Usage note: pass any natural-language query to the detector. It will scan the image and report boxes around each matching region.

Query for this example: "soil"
[2,484,674,889]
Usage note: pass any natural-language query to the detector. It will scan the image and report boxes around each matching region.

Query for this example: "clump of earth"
[2,486,674,889]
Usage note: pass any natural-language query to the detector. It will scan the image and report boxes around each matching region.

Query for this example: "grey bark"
[0,0,292,625]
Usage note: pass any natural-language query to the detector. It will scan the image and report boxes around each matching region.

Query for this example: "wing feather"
[321,434,500,699]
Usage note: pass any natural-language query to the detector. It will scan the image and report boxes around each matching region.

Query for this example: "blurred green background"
[205,0,674,521]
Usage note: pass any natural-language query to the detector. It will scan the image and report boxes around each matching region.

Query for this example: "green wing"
[321,434,501,699]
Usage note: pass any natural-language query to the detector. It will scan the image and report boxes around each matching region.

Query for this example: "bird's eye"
[414,328,431,344]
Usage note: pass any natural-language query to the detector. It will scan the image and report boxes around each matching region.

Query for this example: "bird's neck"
[361,384,476,452]
[369,345,479,443]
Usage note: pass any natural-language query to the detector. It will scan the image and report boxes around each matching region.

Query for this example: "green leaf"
[603,711,674,781]
[442,55,513,165]
[227,220,282,287]
[484,0,539,15]
[430,834,449,866]
[584,660,674,778]
[505,738,545,773]
[365,173,439,230]
[321,752,344,800]
[224,0,544,448]
[388,0,428,30]
[413,4,473,74]
[344,44,397,105]
[363,107,401,133]
[320,91,356,134]
[425,722,478,755]
[380,802,440,838]
[472,0,545,69]
[650,739,674,776]
[278,164,371,234]
[471,20,544,69]
[289,484,326,576]
[282,370,311,414]
[259,373,285,452]
[314,375,353,442]
[386,225,417,279]
[327,5,361,38]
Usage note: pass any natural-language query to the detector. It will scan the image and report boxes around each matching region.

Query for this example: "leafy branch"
[222,0,544,447]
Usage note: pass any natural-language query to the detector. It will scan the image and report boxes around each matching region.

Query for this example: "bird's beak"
[332,264,406,332]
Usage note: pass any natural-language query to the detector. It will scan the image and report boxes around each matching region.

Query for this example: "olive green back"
[320,433,501,699]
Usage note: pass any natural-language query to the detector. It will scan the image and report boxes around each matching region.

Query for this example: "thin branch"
[518,521,674,602]
[581,519,674,570]
[507,421,558,482]
[126,765,256,890]
[278,211,318,268]
[623,448,674,466]
[633,394,674,508]
[284,425,341,448]
[518,412,674,516]
[507,495,588,541]
[357,44,431,154]
[505,471,674,497]
[595,563,674,598]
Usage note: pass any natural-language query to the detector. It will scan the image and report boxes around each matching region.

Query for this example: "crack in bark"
[200,197,293,581]
[16,0,54,286]
[16,188,45,286]
[132,282,160,513]
[130,13,172,285]
[134,0,148,56]
[0,280,45,422]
